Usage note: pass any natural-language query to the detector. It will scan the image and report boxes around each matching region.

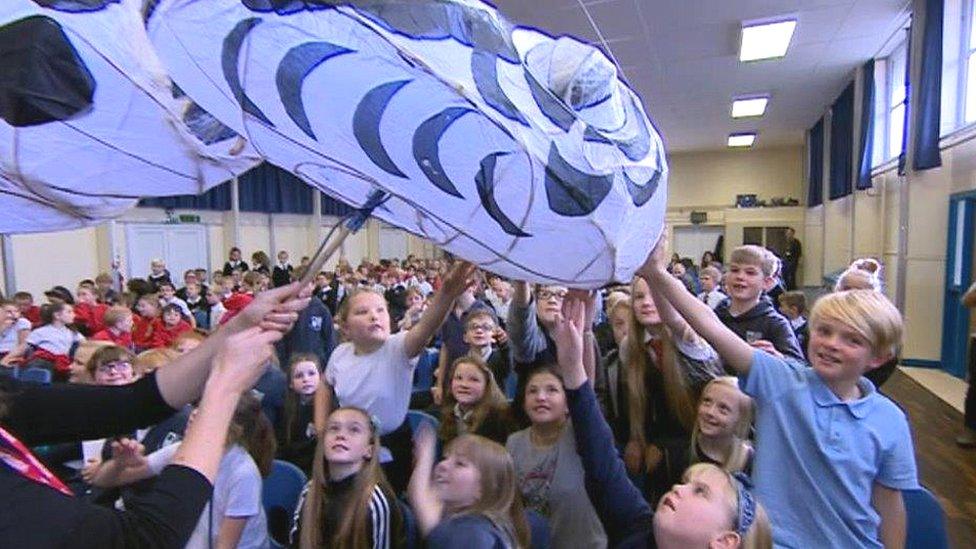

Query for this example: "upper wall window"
[874,30,910,166]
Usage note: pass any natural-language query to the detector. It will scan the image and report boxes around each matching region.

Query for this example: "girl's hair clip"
[732,471,757,535]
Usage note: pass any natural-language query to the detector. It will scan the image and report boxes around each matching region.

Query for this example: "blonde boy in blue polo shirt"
[641,240,917,548]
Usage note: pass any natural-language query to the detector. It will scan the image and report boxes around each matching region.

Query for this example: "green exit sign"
[178,214,201,223]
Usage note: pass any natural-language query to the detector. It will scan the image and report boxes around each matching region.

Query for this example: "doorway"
[125,223,210,282]
[672,225,724,266]
[941,192,976,379]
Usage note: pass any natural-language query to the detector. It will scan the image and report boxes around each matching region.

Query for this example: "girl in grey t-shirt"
[507,367,607,548]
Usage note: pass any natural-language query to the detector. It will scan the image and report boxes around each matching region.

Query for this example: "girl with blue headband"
[550,291,772,548]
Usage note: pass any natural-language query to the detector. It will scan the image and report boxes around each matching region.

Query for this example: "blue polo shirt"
[741,350,918,548]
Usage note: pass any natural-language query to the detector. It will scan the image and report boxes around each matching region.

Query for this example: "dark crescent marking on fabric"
[543,144,613,217]
[412,107,475,198]
[583,127,613,144]
[583,95,652,161]
[471,50,527,126]
[616,95,652,161]
[525,70,575,131]
[624,165,662,207]
[241,0,330,16]
[222,18,273,126]
[353,80,411,178]
[0,15,95,127]
[276,41,353,139]
[475,152,531,237]
[30,0,119,12]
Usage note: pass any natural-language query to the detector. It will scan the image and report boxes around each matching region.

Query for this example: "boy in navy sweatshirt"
[714,245,803,361]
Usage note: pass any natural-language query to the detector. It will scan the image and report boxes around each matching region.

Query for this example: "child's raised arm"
[639,237,755,375]
[403,262,476,359]
[407,423,443,536]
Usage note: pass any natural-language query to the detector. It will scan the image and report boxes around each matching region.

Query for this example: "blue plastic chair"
[504,370,518,400]
[904,487,949,549]
[20,366,51,384]
[412,348,438,392]
[262,460,307,548]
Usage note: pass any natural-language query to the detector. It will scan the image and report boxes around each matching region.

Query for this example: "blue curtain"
[321,193,356,217]
[857,59,875,190]
[913,0,942,170]
[141,162,359,218]
[139,181,232,210]
[237,163,314,214]
[829,83,855,200]
[807,117,824,207]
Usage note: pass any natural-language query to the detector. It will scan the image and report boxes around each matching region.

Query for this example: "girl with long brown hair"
[439,356,514,444]
[277,354,321,474]
[618,276,723,501]
[291,406,405,548]
[409,429,530,548]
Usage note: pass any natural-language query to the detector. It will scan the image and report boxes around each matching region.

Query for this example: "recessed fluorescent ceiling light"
[731,97,769,118]
[739,19,797,61]
[728,133,756,147]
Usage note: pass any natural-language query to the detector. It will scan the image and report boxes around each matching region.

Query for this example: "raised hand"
[552,292,587,390]
[439,261,478,297]
[227,281,311,335]
[412,420,437,467]
[207,326,283,396]
[637,231,671,280]
[110,438,147,470]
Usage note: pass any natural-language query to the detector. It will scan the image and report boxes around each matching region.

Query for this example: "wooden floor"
[884,370,976,548]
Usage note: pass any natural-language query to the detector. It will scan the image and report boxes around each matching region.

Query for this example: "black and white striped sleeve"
[368,485,393,549]
[289,481,312,548]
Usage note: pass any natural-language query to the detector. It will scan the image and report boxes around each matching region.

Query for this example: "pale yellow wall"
[803,206,825,287]
[239,214,271,261]
[9,228,101,298]
[207,225,225,273]
[270,215,311,260]
[823,195,854,274]
[666,147,804,209]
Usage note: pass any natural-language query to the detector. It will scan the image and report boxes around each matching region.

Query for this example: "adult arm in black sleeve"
[1,373,174,446]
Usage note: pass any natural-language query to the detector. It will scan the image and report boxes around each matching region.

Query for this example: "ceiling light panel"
[728,133,757,147]
[739,19,797,62]
[731,96,769,118]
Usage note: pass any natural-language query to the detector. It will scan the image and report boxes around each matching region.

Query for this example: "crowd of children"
[0,239,921,549]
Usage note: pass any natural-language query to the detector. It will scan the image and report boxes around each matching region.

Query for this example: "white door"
[672,226,724,265]
[125,223,209,281]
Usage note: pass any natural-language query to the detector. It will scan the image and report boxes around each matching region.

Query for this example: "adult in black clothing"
[0,284,309,549]
[782,228,802,290]
[222,247,249,276]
